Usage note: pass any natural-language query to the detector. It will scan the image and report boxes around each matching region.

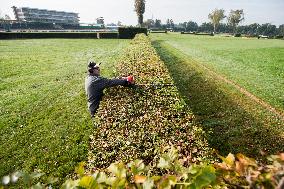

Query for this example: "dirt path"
[196,62,284,121]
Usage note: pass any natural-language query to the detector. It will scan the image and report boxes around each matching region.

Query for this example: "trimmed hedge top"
[118,27,148,39]
[88,34,213,172]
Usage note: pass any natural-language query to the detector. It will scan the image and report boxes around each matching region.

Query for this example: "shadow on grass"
[152,40,284,158]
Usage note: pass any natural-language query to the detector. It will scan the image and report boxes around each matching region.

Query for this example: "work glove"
[122,76,135,85]
[127,76,135,84]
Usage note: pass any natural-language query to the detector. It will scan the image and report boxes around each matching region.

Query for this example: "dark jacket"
[85,75,128,116]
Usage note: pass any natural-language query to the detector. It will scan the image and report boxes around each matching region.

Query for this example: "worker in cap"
[85,61,134,117]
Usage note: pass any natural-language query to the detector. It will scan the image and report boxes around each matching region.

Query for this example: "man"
[85,61,134,117]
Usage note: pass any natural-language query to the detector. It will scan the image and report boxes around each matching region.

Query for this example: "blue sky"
[1,0,283,26]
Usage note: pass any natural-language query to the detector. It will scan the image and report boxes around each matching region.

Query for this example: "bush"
[275,35,284,39]
[181,31,196,34]
[150,30,167,33]
[0,32,99,39]
[98,32,118,39]
[195,32,214,36]
[88,34,213,173]
[118,27,147,39]
[234,33,242,37]
[2,149,284,189]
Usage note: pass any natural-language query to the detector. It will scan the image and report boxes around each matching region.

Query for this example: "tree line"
[143,9,283,37]
[133,2,283,37]
[144,20,283,37]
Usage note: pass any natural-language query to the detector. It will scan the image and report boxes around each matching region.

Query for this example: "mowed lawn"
[0,39,130,180]
[152,33,284,112]
[151,33,284,157]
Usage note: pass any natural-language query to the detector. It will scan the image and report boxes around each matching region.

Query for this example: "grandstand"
[0,6,81,31]
[0,6,119,32]
[12,6,79,24]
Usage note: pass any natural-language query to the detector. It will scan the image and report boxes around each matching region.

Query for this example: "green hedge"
[0,32,99,39]
[195,32,214,36]
[88,34,213,172]
[234,33,242,37]
[0,32,120,39]
[0,30,148,39]
[98,32,118,39]
[118,27,147,39]
[181,31,196,34]
[275,35,284,39]
[150,30,167,33]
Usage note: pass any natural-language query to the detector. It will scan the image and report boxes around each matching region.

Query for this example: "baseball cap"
[88,61,100,70]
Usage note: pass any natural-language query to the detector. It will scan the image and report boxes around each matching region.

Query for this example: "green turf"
[150,33,284,158]
[151,33,284,112]
[0,38,130,181]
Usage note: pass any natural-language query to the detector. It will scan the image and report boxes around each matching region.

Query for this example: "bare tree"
[134,0,145,27]
[227,9,245,34]
[208,9,225,33]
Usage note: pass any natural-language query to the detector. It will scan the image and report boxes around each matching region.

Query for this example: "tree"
[134,0,146,27]
[170,19,174,29]
[227,9,244,34]
[96,17,104,25]
[279,24,284,36]
[143,19,154,28]
[166,19,174,29]
[208,9,225,33]
[247,23,260,35]
[117,21,122,26]
[154,19,162,28]
[186,21,198,32]
[258,23,277,36]
[218,23,230,33]
[198,22,213,32]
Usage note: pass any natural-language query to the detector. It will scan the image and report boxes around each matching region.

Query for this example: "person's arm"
[97,77,129,89]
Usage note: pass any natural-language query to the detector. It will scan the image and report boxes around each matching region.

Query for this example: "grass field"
[1,34,283,186]
[0,38,130,180]
[152,33,284,112]
[150,33,284,157]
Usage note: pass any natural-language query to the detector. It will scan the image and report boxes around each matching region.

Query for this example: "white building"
[12,6,79,24]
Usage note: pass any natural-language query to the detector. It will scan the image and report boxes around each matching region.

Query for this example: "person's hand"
[127,76,135,84]
[123,76,135,85]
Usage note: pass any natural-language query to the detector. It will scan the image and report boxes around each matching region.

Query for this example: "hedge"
[88,34,213,173]
[0,29,148,39]
[118,27,147,39]
[181,31,196,34]
[0,32,99,39]
[97,32,118,39]
[195,32,214,36]
[150,30,167,33]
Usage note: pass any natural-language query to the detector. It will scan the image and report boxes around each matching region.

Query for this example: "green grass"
[151,33,284,112]
[150,33,284,158]
[0,38,130,181]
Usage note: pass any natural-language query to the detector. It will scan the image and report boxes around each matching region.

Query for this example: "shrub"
[2,148,284,188]
[195,32,214,36]
[275,35,284,39]
[118,27,147,39]
[150,30,167,33]
[98,32,118,39]
[234,33,242,37]
[88,34,213,174]
[0,32,99,39]
[181,31,196,34]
